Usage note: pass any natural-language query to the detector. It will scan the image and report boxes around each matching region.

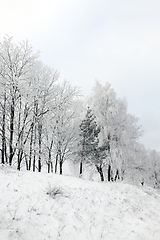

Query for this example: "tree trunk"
[33,124,36,172]
[115,169,120,181]
[48,149,51,173]
[59,151,63,175]
[79,161,83,177]
[108,164,111,181]
[29,123,34,170]
[55,154,58,173]
[25,154,29,170]
[96,165,104,182]
[48,162,50,173]
[107,138,112,182]
[17,156,21,171]
[2,93,6,164]
[60,160,63,175]
[33,100,38,172]
[48,154,52,173]
[17,147,24,171]
[9,97,15,165]
[38,123,42,172]
[51,162,53,173]
[48,140,53,173]
[17,97,23,171]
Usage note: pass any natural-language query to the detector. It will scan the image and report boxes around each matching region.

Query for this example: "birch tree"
[88,80,142,181]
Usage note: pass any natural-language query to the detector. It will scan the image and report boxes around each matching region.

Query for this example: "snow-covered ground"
[0,165,160,240]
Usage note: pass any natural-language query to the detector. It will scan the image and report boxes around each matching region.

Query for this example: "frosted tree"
[133,146,160,187]
[149,150,160,188]
[87,81,116,180]
[0,36,38,166]
[0,36,58,171]
[25,61,58,172]
[87,80,142,181]
[43,80,80,174]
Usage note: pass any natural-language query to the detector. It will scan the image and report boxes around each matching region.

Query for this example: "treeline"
[0,36,80,173]
[0,37,159,188]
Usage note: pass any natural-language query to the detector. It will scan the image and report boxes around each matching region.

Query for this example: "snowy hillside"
[0,165,160,240]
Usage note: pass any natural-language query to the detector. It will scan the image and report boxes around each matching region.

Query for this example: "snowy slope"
[0,165,160,240]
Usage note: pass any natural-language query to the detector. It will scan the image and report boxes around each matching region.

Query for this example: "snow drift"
[0,164,160,240]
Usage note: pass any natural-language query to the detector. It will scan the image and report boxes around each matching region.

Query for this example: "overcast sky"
[1,0,160,151]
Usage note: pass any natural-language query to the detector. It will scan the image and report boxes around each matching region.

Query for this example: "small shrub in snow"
[46,184,64,199]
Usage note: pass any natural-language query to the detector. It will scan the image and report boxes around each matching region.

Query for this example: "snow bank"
[0,164,160,240]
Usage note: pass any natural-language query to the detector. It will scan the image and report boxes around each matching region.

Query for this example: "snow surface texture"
[0,165,160,240]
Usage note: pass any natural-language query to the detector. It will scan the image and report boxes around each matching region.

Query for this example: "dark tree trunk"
[79,161,83,177]
[38,158,41,172]
[33,125,36,172]
[115,169,120,181]
[60,160,63,175]
[50,162,53,173]
[59,152,63,175]
[25,154,29,170]
[48,154,53,173]
[9,98,15,165]
[48,150,51,174]
[48,163,50,173]
[55,154,58,173]
[2,93,6,164]
[107,137,112,182]
[96,165,104,182]
[38,123,42,172]
[29,123,34,171]
[17,149,23,171]
[48,140,53,173]
[33,155,36,171]
[33,100,38,172]
[17,158,21,171]
[108,164,111,181]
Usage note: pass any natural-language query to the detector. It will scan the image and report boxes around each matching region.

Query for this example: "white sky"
[1,0,160,151]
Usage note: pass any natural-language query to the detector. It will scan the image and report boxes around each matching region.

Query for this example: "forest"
[0,36,160,188]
